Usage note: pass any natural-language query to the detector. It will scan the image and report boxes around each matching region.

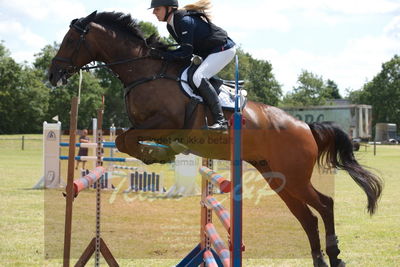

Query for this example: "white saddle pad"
[180,68,247,110]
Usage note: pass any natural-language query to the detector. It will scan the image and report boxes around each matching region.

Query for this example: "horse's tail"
[308,121,383,215]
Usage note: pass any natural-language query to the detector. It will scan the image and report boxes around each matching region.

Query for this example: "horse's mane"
[73,11,167,49]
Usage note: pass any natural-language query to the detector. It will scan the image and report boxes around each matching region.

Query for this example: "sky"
[0,0,399,96]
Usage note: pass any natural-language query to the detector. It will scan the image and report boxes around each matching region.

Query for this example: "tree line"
[1,21,399,134]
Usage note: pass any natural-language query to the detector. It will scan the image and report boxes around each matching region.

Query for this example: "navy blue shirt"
[163,12,234,60]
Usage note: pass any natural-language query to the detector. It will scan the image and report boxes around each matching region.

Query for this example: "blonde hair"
[181,0,212,19]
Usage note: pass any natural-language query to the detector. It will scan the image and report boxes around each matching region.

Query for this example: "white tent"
[165,153,200,197]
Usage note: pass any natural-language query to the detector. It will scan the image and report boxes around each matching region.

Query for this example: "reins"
[80,57,150,71]
[54,20,190,113]
[123,60,184,97]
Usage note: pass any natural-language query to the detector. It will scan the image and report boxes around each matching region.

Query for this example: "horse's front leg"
[116,128,180,164]
[115,114,181,164]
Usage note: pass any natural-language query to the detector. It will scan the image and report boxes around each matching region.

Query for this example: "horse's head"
[49,11,98,86]
[49,11,170,87]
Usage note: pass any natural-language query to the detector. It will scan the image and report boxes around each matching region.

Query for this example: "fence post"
[21,135,25,150]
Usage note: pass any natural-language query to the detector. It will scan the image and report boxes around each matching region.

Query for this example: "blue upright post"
[230,55,243,266]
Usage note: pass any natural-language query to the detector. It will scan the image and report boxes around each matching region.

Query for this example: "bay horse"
[49,11,382,267]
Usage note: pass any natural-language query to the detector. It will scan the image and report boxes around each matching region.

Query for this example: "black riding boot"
[198,78,228,130]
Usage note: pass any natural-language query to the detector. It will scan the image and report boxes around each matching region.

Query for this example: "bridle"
[51,21,95,75]
[51,20,152,77]
[51,19,190,100]
[51,18,193,128]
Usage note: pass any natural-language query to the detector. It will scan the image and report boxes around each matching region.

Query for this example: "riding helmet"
[149,0,179,9]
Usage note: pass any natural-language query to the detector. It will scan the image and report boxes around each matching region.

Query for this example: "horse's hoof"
[330,259,346,267]
[314,259,329,267]
[170,140,189,154]
[312,252,329,267]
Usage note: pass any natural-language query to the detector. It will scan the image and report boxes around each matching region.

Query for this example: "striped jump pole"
[60,156,139,162]
[199,166,231,193]
[80,169,113,190]
[60,141,169,149]
[205,223,230,267]
[60,141,116,148]
[74,166,106,196]
[177,55,244,266]
[204,195,230,233]
[203,250,219,267]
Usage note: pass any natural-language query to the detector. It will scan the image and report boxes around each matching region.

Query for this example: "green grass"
[0,137,399,266]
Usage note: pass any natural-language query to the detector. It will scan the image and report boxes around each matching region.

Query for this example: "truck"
[283,104,372,140]
[375,123,398,143]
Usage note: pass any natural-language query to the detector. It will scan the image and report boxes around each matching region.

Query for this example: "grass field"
[0,136,399,267]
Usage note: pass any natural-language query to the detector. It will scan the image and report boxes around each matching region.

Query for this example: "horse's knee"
[115,133,127,153]
[323,195,334,211]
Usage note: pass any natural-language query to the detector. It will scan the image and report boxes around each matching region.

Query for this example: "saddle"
[180,56,247,128]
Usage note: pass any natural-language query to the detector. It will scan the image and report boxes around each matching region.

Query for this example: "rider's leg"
[198,78,228,130]
[193,47,236,130]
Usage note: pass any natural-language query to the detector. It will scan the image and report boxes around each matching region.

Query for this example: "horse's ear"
[70,18,78,26]
[146,34,159,45]
[88,10,97,18]
[81,10,97,25]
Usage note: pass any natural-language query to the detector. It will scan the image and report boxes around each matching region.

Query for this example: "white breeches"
[193,46,236,88]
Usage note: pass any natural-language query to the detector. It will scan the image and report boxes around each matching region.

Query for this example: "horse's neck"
[97,45,145,85]
[106,51,182,88]
[92,29,183,88]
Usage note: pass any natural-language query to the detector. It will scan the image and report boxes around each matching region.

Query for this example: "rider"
[149,0,236,130]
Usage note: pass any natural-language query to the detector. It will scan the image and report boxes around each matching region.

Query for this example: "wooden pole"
[95,109,103,267]
[63,97,79,267]
[75,106,119,267]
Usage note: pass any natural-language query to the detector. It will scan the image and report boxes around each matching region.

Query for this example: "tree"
[33,43,59,75]
[95,67,129,129]
[15,68,50,132]
[282,70,326,106]
[282,70,342,107]
[218,48,282,105]
[246,57,281,105]
[324,79,342,99]
[219,48,250,81]
[45,72,105,130]
[0,42,49,133]
[347,88,368,105]
[349,55,400,127]
[33,43,105,130]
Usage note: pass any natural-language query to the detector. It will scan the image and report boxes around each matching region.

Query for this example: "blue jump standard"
[60,141,169,148]
[60,156,133,162]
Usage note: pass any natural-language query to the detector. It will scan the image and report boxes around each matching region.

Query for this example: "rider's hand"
[149,48,164,60]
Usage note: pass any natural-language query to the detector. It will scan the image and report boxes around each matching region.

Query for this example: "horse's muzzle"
[49,67,69,87]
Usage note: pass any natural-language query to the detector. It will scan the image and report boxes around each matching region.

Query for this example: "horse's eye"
[65,38,75,47]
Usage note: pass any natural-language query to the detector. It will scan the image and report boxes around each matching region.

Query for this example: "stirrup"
[207,121,228,131]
